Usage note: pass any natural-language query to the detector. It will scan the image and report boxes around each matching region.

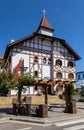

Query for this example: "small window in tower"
[34,56,38,63]
[34,71,38,77]
[43,57,46,64]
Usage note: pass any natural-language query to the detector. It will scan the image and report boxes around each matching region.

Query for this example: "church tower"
[37,16,54,36]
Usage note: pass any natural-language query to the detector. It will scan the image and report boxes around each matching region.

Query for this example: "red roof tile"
[0,56,3,60]
[37,16,54,31]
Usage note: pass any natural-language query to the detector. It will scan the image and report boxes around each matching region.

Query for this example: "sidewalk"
[0,102,84,124]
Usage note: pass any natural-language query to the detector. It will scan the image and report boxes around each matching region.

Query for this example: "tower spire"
[37,11,54,36]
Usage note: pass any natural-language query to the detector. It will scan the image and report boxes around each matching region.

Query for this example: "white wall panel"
[34,64,38,70]
[30,58,33,62]
[42,65,51,79]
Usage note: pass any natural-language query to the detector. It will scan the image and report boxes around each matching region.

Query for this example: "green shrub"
[41,87,45,94]
[73,90,79,95]
[80,90,84,96]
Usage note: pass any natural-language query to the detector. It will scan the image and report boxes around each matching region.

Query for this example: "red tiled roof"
[41,16,53,29]
[0,56,3,60]
[37,16,54,31]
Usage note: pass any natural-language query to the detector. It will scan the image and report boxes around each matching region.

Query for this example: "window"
[56,59,62,66]
[34,56,38,63]
[78,75,80,80]
[68,61,74,67]
[68,73,74,79]
[43,57,46,64]
[35,86,37,90]
[83,74,84,79]
[48,58,51,64]
[34,71,38,77]
[56,72,62,79]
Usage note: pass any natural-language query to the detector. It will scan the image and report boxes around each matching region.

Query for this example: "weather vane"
[42,9,47,16]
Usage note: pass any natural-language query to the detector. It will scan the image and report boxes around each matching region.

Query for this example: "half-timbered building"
[4,15,80,96]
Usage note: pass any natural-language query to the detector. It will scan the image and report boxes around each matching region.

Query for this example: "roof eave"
[4,32,81,61]
[4,33,36,59]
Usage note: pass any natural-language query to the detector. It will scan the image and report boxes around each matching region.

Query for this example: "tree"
[0,71,35,103]
[0,72,17,96]
[16,73,35,103]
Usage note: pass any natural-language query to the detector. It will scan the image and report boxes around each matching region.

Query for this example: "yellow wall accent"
[32,96,63,104]
[0,97,14,105]
[0,96,63,105]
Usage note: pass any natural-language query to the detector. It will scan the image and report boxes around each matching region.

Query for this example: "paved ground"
[0,102,84,125]
[1,119,84,130]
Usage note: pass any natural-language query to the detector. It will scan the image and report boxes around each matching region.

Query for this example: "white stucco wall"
[42,65,51,80]
[39,29,53,36]
[12,52,29,73]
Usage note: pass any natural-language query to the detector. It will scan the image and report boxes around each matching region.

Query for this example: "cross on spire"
[42,9,47,16]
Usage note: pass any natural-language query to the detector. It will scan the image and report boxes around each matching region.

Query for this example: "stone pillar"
[39,104,48,118]
[70,101,77,113]
[13,103,18,115]
[26,104,31,116]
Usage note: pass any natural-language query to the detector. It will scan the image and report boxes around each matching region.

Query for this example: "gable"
[4,33,80,61]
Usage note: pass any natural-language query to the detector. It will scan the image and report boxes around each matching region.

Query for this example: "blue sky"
[0,0,84,72]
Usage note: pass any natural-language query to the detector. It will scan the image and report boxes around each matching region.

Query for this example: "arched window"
[68,61,74,67]
[56,72,62,79]
[43,57,46,64]
[68,73,74,79]
[34,56,38,63]
[56,59,62,66]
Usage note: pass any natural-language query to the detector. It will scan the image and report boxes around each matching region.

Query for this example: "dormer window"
[34,56,38,63]
[68,61,74,67]
[56,59,62,66]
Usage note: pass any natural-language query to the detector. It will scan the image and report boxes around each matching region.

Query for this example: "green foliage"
[0,72,16,96]
[16,73,35,103]
[73,90,79,95]
[41,87,45,94]
[80,90,84,96]
[0,72,35,101]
